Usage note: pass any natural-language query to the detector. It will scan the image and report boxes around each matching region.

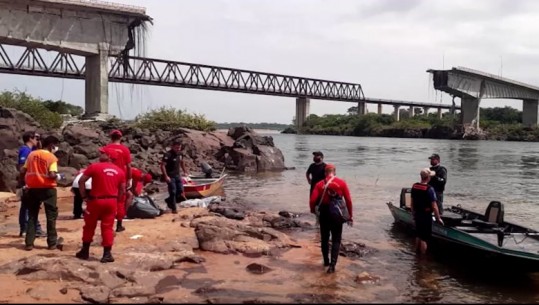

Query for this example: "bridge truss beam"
[0,44,365,102]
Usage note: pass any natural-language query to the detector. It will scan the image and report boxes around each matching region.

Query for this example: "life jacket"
[25,150,58,188]
[410,183,433,213]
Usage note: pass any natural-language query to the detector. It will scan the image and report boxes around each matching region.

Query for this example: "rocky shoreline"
[0,107,287,193]
[0,191,378,304]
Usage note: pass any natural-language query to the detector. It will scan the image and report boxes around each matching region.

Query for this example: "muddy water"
[222,134,539,303]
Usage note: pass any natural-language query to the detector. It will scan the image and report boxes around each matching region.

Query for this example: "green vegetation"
[290,106,539,141]
[0,91,64,129]
[216,122,291,131]
[42,100,84,117]
[135,106,216,132]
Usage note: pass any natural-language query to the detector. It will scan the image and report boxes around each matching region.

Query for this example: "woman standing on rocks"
[309,163,353,274]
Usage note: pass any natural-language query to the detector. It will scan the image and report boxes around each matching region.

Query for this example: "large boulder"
[0,107,44,192]
[191,215,300,255]
[0,115,289,192]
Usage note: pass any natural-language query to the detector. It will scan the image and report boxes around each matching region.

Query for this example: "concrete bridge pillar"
[357,101,367,115]
[523,99,539,126]
[409,106,414,117]
[84,43,109,118]
[377,103,382,115]
[394,105,400,121]
[295,97,310,130]
[437,107,443,119]
[461,97,480,129]
[423,107,430,116]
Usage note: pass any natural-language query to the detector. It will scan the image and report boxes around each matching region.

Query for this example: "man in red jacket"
[103,130,131,232]
[309,163,353,274]
[75,147,125,263]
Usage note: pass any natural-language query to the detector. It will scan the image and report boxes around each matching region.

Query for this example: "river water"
[223,134,539,303]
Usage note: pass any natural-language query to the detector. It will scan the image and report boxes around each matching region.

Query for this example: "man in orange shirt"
[20,136,64,251]
[103,129,131,232]
[309,163,353,274]
[76,147,125,263]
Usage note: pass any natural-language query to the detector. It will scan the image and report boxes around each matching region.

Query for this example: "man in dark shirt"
[17,131,43,237]
[411,168,444,255]
[306,151,326,195]
[160,141,189,213]
[428,153,448,214]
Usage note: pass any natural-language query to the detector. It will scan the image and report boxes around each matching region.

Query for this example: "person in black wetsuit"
[411,168,444,255]
[306,151,326,196]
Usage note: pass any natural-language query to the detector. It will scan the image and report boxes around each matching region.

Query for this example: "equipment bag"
[328,195,351,224]
[127,196,163,219]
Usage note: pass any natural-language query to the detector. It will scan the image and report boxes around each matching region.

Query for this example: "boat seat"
[400,188,412,210]
[472,201,504,228]
[440,212,463,227]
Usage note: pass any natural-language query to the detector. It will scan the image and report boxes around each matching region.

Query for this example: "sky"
[2,0,539,123]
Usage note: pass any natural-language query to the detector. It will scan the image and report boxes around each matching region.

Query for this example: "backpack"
[127,196,164,219]
[328,192,351,224]
[317,177,351,224]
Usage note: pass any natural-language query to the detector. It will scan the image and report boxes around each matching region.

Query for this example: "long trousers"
[319,204,344,266]
[72,188,91,218]
[165,176,184,211]
[116,193,127,221]
[19,189,42,233]
[25,188,57,247]
[83,198,117,247]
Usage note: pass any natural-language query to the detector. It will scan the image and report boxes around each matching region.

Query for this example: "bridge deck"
[0,44,457,109]
[15,0,148,16]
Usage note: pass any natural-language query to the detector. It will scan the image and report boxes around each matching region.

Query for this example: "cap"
[110,130,123,137]
[420,167,435,178]
[99,147,119,160]
[428,153,440,160]
[143,173,153,184]
[312,151,324,157]
[325,163,336,170]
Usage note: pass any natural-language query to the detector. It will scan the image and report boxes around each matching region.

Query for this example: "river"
[223,134,539,303]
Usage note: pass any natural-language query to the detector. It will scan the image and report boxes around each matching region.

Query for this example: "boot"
[100,247,115,263]
[116,220,125,232]
[76,242,91,260]
[326,264,336,274]
[323,257,330,267]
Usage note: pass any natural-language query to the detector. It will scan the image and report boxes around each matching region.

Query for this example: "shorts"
[414,214,433,242]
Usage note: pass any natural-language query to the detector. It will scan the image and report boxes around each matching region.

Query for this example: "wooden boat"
[183,174,227,199]
[387,187,539,272]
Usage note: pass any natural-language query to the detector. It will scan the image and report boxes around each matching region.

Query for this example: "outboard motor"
[200,161,213,178]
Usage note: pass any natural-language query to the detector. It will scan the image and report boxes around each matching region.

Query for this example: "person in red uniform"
[103,129,131,233]
[309,163,353,274]
[75,147,125,263]
[130,167,153,197]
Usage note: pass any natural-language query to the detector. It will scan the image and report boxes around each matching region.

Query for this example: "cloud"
[1,0,538,122]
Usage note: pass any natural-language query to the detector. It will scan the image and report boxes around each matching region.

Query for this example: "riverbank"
[0,191,381,304]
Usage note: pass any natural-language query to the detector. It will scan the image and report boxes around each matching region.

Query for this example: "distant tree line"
[216,122,292,131]
[283,106,539,141]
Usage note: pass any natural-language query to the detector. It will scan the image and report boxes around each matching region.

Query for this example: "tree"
[347,106,358,115]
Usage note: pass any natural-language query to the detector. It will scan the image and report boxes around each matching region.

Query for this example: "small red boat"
[182,174,227,199]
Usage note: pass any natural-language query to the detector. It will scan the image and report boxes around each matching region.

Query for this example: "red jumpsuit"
[82,162,125,247]
[131,167,143,196]
[103,143,132,220]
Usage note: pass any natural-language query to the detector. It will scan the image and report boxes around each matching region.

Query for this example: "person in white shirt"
[72,170,92,219]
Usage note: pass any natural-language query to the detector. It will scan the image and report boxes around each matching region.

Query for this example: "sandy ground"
[0,190,381,304]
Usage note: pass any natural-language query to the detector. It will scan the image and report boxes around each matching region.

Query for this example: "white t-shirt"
[72,172,92,189]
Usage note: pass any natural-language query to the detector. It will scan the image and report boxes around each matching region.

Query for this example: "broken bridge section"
[427,67,539,128]
[0,0,151,117]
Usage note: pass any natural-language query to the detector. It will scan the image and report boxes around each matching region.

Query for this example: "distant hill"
[216,122,292,131]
